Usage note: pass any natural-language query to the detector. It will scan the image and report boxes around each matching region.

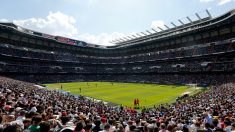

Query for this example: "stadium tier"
[0,9,235,85]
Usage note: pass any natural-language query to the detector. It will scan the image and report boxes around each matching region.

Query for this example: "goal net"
[186,84,197,89]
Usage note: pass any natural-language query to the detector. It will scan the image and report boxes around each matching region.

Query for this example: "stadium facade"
[0,9,234,86]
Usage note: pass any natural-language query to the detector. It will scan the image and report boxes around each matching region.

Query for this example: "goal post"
[186,84,197,89]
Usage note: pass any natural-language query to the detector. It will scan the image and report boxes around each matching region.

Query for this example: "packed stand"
[0,76,235,132]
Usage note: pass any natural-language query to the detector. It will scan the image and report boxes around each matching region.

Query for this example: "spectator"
[28,116,42,132]
[0,76,234,132]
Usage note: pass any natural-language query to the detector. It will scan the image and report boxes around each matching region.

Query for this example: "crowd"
[0,76,235,132]
[1,38,234,76]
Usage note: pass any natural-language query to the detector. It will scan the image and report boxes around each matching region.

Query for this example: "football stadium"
[0,2,235,132]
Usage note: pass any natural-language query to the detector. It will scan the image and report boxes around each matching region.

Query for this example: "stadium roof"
[0,8,235,49]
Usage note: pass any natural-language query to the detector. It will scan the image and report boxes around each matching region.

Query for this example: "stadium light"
[115,39,121,42]
[115,40,120,44]
[118,39,124,43]
[127,36,133,39]
[136,33,143,37]
[141,32,147,36]
[151,28,158,32]
[171,22,177,27]
[113,41,120,44]
[164,25,170,29]
[109,40,115,44]
[115,39,122,43]
[195,13,202,20]
[158,27,164,31]
[119,38,125,42]
[125,37,132,40]
[132,35,137,38]
[113,39,119,42]
[113,39,119,43]
[119,38,126,42]
[116,39,122,41]
[186,16,193,23]
[123,37,129,41]
[178,19,184,25]
[146,30,152,34]
[206,9,212,18]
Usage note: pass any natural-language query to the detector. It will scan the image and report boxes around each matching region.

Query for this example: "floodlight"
[158,27,164,31]
[132,35,137,38]
[164,25,170,29]
[151,28,158,32]
[171,22,177,27]
[136,33,143,37]
[206,9,212,18]
[195,13,202,20]
[186,16,193,23]
[141,32,147,36]
[146,30,152,34]
[178,19,184,25]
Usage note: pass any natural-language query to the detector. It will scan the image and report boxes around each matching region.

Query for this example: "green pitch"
[45,82,200,108]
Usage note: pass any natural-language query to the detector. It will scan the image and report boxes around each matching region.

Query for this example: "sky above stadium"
[0,0,234,46]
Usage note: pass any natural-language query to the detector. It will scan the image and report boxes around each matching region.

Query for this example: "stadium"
[0,4,234,132]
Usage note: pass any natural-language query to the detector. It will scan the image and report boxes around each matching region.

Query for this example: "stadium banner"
[41,34,88,47]
[56,36,69,43]
[42,33,55,40]
[67,39,77,45]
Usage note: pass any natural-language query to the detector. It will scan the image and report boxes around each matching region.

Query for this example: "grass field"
[45,82,201,108]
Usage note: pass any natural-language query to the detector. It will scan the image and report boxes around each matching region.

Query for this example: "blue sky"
[0,0,234,45]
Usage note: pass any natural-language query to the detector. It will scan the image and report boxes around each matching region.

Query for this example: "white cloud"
[0,19,9,22]
[1,12,165,46]
[88,0,98,5]
[199,0,233,5]
[150,20,165,31]
[0,11,128,46]
[13,11,78,38]
[217,0,231,5]
[79,32,129,46]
